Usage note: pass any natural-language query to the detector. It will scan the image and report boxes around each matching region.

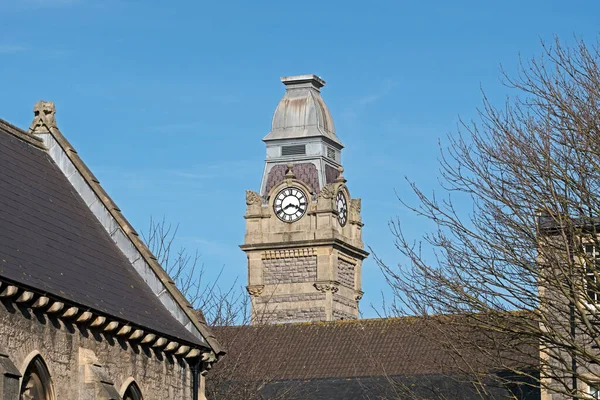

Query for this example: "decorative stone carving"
[245,190,261,206]
[335,166,347,183]
[350,198,361,213]
[313,282,339,293]
[29,101,57,134]
[262,248,315,260]
[200,351,218,375]
[246,285,265,297]
[285,163,295,178]
[319,184,336,200]
[355,291,364,302]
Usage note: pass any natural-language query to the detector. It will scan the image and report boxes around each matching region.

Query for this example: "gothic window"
[123,381,143,400]
[19,356,54,400]
[585,244,600,303]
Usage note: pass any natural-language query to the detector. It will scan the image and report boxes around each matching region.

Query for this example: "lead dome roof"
[263,74,343,147]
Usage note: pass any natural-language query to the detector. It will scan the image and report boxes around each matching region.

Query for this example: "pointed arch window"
[20,355,55,400]
[123,381,143,400]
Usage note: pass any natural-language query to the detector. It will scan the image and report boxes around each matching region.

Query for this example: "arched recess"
[122,380,143,400]
[19,355,55,400]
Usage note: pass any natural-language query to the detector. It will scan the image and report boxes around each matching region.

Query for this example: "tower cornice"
[239,238,370,261]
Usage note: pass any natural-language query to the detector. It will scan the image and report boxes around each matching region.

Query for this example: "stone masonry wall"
[255,292,326,323]
[337,258,355,288]
[263,255,317,284]
[0,300,193,400]
[255,292,326,305]
[263,307,326,323]
[332,309,357,320]
[332,293,358,320]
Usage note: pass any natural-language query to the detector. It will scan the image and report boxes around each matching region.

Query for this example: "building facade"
[240,75,369,324]
[0,102,223,399]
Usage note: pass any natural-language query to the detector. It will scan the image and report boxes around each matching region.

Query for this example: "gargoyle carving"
[350,198,361,213]
[245,190,262,206]
[200,351,218,375]
[319,184,336,200]
[246,285,265,296]
[29,101,57,134]
[314,282,339,293]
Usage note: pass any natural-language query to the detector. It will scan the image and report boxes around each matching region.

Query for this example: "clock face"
[273,187,308,223]
[336,191,348,227]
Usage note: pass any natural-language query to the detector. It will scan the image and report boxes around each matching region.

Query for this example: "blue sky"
[1,0,599,318]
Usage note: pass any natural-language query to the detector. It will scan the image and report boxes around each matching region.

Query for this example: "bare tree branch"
[377,36,600,399]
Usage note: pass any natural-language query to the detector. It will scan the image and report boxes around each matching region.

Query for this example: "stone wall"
[254,292,326,323]
[337,258,355,288]
[263,255,317,284]
[255,292,325,305]
[332,294,358,320]
[0,300,194,400]
[263,307,326,323]
[332,309,357,320]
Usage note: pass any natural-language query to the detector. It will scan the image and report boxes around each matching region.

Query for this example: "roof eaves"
[0,119,45,150]
[28,118,223,356]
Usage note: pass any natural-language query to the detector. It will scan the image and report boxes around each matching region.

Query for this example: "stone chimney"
[280,74,325,92]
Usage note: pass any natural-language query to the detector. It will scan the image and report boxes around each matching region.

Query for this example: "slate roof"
[264,163,320,195]
[209,317,539,399]
[0,118,206,348]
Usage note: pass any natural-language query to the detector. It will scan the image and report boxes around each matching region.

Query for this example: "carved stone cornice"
[261,248,315,260]
[314,281,340,293]
[0,280,206,360]
[240,238,369,260]
[246,285,265,297]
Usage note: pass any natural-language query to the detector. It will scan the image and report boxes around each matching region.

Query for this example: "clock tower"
[241,74,368,324]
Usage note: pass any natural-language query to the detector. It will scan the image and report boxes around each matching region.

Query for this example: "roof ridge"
[0,118,45,150]
[16,101,222,357]
[41,123,224,356]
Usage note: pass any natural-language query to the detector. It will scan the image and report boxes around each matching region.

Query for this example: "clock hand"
[284,203,299,210]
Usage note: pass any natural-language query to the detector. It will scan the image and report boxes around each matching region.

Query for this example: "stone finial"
[285,163,295,178]
[29,101,57,134]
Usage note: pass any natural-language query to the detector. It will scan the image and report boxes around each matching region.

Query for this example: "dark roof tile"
[212,316,537,381]
[0,124,203,347]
